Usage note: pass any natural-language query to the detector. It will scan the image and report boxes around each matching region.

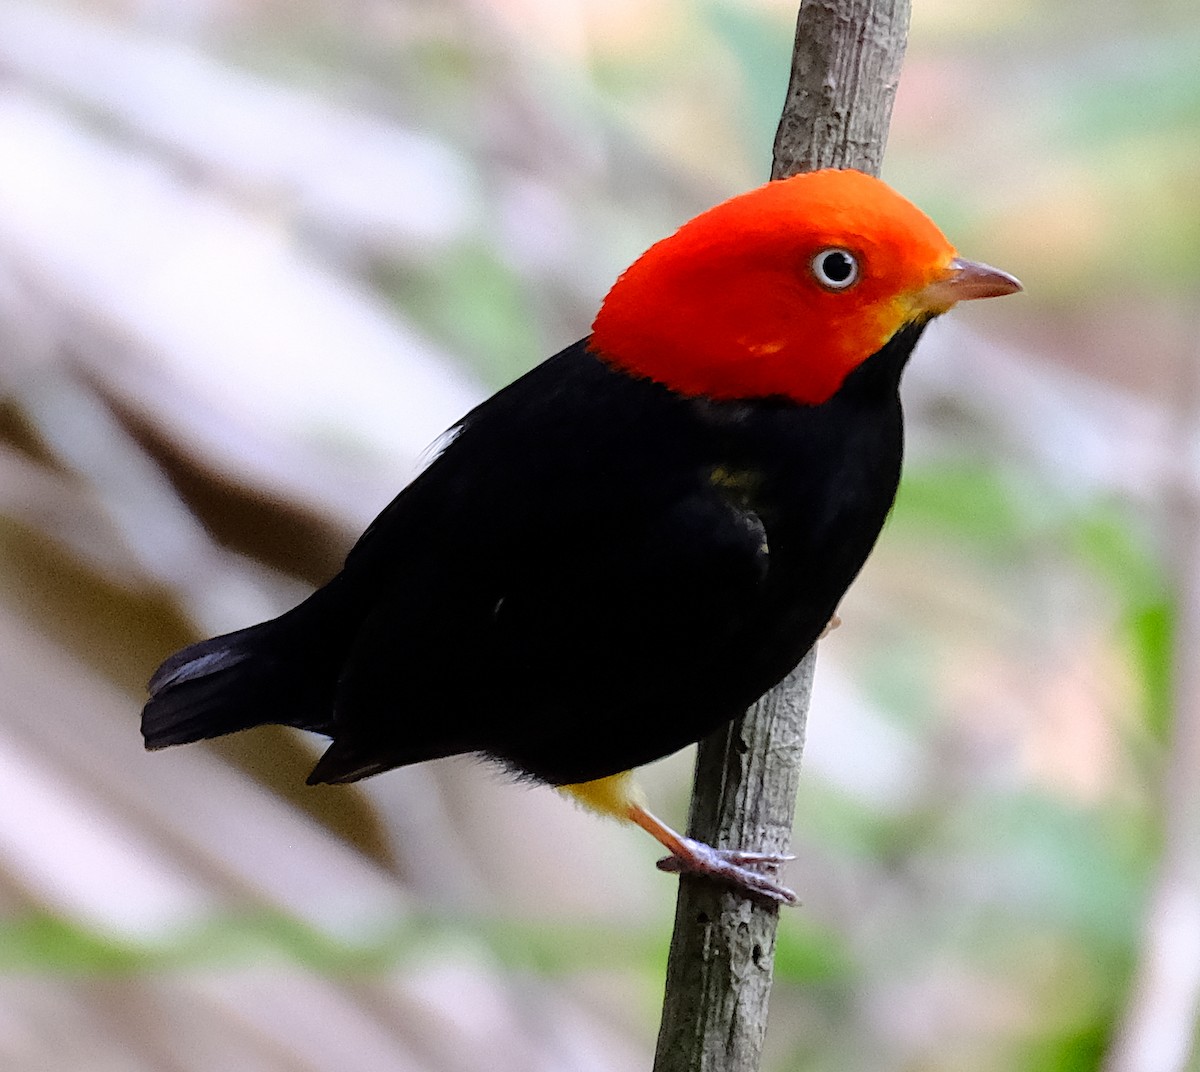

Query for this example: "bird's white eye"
[811,248,860,290]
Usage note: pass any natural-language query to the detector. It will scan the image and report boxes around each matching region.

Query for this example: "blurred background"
[0,0,1197,1069]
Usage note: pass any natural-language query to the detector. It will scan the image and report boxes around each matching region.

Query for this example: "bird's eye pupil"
[811,248,860,290]
[822,252,852,281]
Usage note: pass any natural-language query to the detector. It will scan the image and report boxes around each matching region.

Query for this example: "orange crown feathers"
[589,170,964,406]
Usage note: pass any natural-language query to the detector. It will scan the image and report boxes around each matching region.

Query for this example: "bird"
[142,168,1020,904]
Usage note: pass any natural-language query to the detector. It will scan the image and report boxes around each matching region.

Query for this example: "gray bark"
[653,657,815,1072]
[652,1,912,1069]
[772,0,912,182]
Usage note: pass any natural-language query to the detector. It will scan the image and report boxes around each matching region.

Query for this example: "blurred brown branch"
[1104,325,1200,1072]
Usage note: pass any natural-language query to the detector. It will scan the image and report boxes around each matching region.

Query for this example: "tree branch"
[652,2,911,1069]
[772,0,911,182]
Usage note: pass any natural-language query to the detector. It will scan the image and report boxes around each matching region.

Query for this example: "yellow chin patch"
[561,770,646,819]
[907,287,956,318]
[888,290,945,335]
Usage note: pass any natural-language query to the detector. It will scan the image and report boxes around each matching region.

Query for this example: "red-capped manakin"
[143,169,1020,904]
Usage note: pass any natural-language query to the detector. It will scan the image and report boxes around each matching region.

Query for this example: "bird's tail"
[142,609,338,750]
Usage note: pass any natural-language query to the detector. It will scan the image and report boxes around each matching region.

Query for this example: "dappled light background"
[0,0,1197,1069]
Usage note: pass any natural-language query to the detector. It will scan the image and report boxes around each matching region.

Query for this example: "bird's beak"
[917,257,1023,314]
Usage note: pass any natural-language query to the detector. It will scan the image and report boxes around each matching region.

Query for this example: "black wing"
[309,340,773,785]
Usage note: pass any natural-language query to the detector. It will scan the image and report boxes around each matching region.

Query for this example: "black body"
[143,326,924,786]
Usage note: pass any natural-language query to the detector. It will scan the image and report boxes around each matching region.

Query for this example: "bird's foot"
[819,613,842,639]
[627,803,799,905]
[654,837,798,905]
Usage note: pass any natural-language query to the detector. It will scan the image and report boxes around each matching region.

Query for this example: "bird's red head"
[590,169,1019,405]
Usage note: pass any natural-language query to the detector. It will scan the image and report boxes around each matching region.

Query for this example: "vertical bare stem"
[772,0,912,182]
[652,2,911,1070]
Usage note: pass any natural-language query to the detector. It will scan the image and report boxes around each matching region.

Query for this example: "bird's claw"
[656,837,799,906]
[656,849,795,869]
[818,613,842,639]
